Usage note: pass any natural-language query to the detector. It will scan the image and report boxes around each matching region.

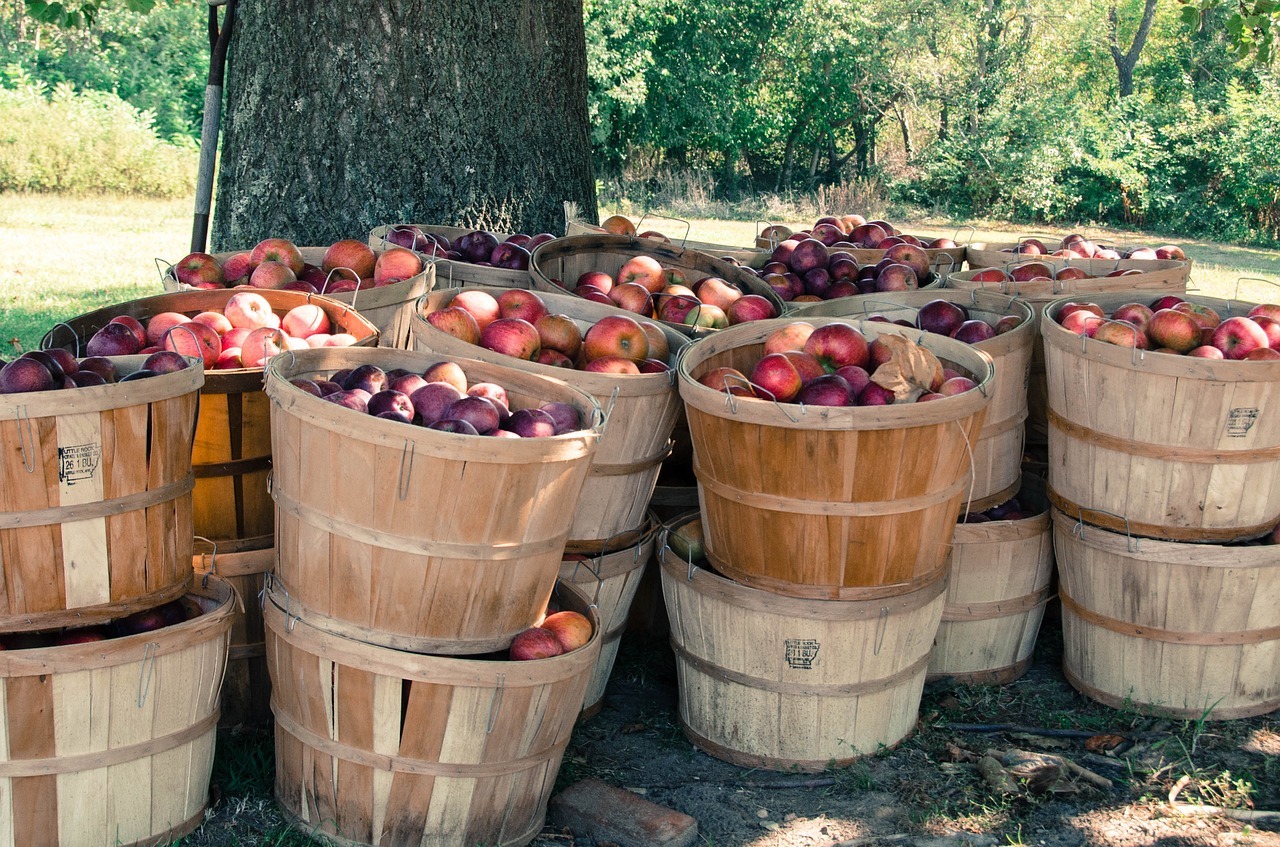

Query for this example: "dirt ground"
[526,602,1280,847]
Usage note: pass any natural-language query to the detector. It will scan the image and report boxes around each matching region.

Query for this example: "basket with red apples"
[41,288,379,378]
[565,211,770,268]
[369,223,555,289]
[165,237,434,348]
[413,286,688,544]
[1043,292,1280,542]
[753,216,962,305]
[528,234,786,337]
[965,233,1191,270]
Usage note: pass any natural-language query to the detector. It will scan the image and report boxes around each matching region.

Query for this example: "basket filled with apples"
[931,475,1053,685]
[678,316,994,600]
[369,222,553,290]
[947,256,1191,307]
[528,233,786,338]
[0,350,203,631]
[756,215,966,272]
[792,291,1036,509]
[0,574,235,847]
[658,509,945,771]
[41,288,379,549]
[1051,507,1280,720]
[264,575,600,847]
[965,233,1192,276]
[755,233,947,308]
[1044,291,1280,542]
[411,285,689,547]
[164,237,434,349]
[263,346,603,655]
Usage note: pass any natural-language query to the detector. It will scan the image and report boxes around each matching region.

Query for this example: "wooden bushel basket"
[163,247,433,350]
[928,476,1054,684]
[1052,508,1280,719]
[565,214,771,269]
[791,290,1035,510]
[527,234,787,339]
[557,517,658,718]
[195,541,273,727]
[677,317,994,600]
[659,513,946,771]
[42,288,380,556]
[1043,293,1280,541]
[264,347,601,654]
[0,574,234,847]
[0,356,202,631]
[369,224,533,290]
[965,242,1196,280]
[411,286,688,545]
[266,578,601,847]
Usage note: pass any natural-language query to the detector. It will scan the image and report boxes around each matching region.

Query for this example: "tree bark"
[1108,0,1159,98]
[212,0,598,248]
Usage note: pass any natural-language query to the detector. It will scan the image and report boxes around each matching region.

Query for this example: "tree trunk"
[212,0,597,248]
[1108,0,1159,98]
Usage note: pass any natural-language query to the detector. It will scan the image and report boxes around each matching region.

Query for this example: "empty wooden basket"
[659,513,946,771]
[1052,508,1280,719]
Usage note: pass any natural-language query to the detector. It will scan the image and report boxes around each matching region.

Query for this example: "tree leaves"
[24,0,155,28]
[1177,0,1277,62]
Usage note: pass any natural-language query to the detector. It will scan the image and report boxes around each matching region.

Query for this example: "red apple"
[1110,303,1154,334]
[781,350,825,384]
[583,314,649,362]
[1150,295,1186,311]
[424,361,468,394]
[764,322,816,355]
[803,323,869,371]
[248,260,297,289]
[917,300,967,337]
[727,295,777,325]
[282,304,332,339]
[509,626,564,660]
[426,306,483,345]
[1247,303,1280,322]
[173,252,225,288]
[576,270,614,295]
[1148,309,1203,353]
[451,290,502,329]
[224,291,278,330]
[410,382,464,425]
[608,282,654,316]
[374,246,424,285]
[1092,319,1149,349]
[222,251,252,284]
[1246,347,1280,360]
[239,327,288,369]
[692,277,743,312]
[541,610,592,651]
[952,320,997,344]
[1060,311,1104,336]
[1186,345,1225,359]
[1212,315,1270,360]
[616,255,665,293]
[85,323,142,358]
[583,356,642,375]
[497,289,550,325]
[938,376,978,395]
[162,321,220,368]
[535,314,583,358]
[322,239,377,280]
[698,366,755,396]
[1252,316,1280,348]
[750,353,803,402]
[1173,301,1222,330]
[480,318,541,360]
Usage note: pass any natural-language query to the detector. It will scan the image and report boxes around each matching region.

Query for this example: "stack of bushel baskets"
[261,346,607,847]
[411,284,690,717]
[791,291,1055,684]
[663,317,995,770]
[1042,292,1280,719]
[44,288,382,728]
[0,352,235,847]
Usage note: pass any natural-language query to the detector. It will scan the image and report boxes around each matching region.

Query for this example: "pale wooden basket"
[369,224,533,290]
[528,234,787,339]
[264,347,601,655]
[412,286,688,545]
[1043,293,1280,541]
[677,317,994,600]
[0,574,234,847]
[791,290,1035,510]
[565,216,771,269]
[946,261,1189,444]
[965,242,1195,281]
[163,246,433,350]
[659,513,946,771]
[266,578,601,847]
[557,517,658,718]
[195,542,273,727]
[1052,508,1280,719]
[0,356,202,631]
[928,477,1054,684]
[43,288,380,557]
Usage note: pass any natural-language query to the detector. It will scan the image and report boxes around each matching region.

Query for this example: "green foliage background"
[3,0,1280,245]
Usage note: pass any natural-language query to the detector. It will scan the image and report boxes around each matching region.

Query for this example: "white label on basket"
[784,638,820,670]
[1227,408,1259,438]
[58,443,101,485]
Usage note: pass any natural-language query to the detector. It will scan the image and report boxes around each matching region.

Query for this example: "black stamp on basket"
[58,443,101,485]
[784,638,820,669]
[1226,408,1259,438]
